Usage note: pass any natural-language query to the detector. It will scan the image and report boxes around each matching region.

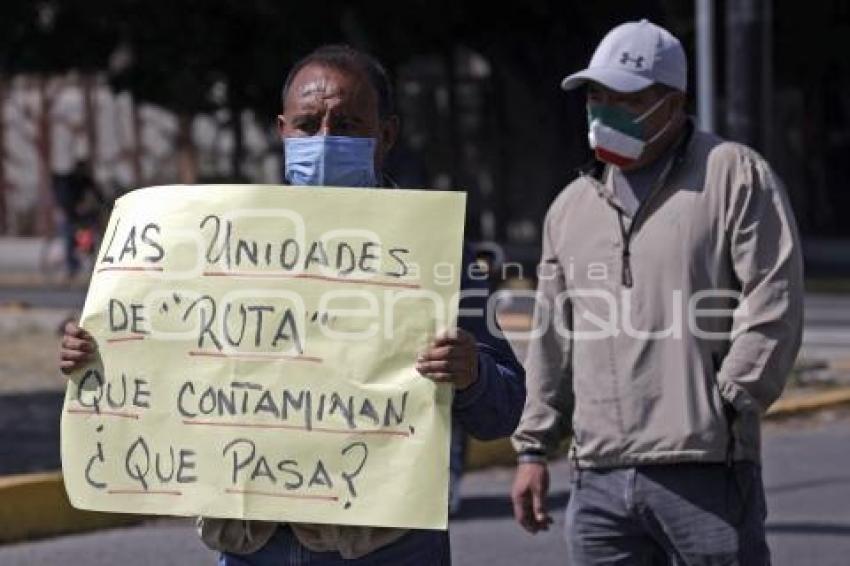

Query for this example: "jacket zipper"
[614,123,694,288]
[616,166,672,288]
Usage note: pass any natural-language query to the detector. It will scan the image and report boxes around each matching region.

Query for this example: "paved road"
[1,419,849,565]
[3,287,849,361]
[0,286,86,310]
[799,294,850,360]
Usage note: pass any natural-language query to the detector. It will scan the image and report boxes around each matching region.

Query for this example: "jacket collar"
[578,118,696,210]
[576,117,696,181]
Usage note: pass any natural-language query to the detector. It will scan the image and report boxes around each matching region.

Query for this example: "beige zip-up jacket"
[511,125,803,467]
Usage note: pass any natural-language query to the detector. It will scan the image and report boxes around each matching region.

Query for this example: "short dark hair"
[281,44,395,119]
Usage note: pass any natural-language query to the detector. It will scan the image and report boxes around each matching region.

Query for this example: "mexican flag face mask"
[586,93,674,168]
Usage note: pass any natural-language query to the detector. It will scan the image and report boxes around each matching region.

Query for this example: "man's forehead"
[297,76,340,99]
[288,64,371,104]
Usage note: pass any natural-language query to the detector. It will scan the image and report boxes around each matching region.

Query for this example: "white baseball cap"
[561,19,687,93]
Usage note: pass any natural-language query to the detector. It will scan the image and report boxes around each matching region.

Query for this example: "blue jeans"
[449,419,467,514]
[565,462,770,565]
[219,526,450,565]
[60,217,81,276]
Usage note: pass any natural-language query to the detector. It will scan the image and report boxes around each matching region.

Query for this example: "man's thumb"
[532,489,547,520]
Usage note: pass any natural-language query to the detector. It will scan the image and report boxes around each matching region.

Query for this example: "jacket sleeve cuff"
[718,379,763,414]
[516,449,547,464]
[453,353,491,410]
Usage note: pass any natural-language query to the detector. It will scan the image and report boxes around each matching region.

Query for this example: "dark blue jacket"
[452,247,526,441]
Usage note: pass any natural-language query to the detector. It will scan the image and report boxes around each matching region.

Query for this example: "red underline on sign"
[224,488,338,502]
[107,489,183,496]
[188,350,323,363]
[182,418,410,438]
[96,266,165,274]
[107,334,146,343]
[202,270,421,289]
[66,408,140,420]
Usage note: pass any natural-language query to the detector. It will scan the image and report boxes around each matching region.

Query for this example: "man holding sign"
[60,45,524,565]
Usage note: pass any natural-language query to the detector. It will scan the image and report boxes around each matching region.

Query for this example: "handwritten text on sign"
[60,184,466,530]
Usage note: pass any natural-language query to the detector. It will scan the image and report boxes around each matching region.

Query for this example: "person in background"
[50,160,105,278]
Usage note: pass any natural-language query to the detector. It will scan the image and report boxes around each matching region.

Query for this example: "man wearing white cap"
[511,20,803,565]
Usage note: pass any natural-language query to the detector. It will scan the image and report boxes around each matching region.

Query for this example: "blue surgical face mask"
[283,135,378,188]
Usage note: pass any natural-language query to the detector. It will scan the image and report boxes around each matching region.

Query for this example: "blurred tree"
[0,0,734,244]
[104,0,349,182]
[343,0,671,241]
[205,0,342,180]
[105,0,221,182]
[0,0,115,233]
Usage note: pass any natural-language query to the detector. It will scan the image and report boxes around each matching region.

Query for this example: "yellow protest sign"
[60,184,466,530]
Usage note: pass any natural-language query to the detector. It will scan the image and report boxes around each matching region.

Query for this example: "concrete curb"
[764,386,850,418]
[0,472,142,544]
[3,386,850,545]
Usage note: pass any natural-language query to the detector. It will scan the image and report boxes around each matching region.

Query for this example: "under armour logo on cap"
[560,20,687,93]
[620,51,644,68]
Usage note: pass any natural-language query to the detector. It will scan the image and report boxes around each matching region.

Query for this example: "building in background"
[0,1,847,276]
